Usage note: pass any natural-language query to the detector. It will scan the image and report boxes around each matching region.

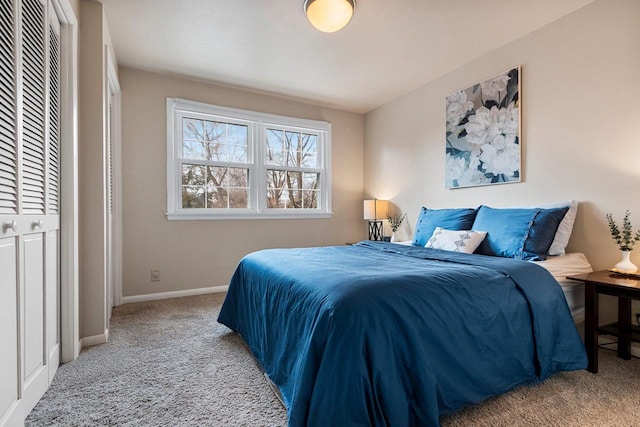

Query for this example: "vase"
[390,231,398,243]
[614,250,638,273]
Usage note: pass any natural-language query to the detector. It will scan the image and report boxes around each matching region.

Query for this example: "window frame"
[261,124,325,212]
[166,98,332,220]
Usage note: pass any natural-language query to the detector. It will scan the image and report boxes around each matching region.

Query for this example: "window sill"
[166,212,334,221]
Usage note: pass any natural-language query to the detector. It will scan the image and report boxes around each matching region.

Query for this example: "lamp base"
[368,220,383,241]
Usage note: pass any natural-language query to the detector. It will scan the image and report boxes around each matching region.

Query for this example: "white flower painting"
[445,67,521,189]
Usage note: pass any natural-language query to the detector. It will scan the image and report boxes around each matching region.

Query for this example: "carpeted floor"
[26,293,640,426]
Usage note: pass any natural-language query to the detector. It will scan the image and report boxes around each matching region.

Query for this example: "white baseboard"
[121,285,228,305]
[81,328,109,348]
[572,307,585,324]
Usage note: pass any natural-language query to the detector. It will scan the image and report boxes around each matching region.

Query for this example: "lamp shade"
[304,0,355,33]
[363,199,388,220]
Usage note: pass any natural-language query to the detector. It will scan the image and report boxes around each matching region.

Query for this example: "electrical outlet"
[151,269,160,282]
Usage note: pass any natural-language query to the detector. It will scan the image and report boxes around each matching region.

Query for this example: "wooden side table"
[566,270,640,373]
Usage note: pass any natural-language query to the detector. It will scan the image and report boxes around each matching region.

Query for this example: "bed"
[218,240,588,426]
[396,241,592,321]
[534,252,593,322]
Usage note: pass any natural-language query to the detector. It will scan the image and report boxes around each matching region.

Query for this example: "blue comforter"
[218,242,587,426]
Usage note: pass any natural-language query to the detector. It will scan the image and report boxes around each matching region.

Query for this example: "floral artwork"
[445,67,521,188]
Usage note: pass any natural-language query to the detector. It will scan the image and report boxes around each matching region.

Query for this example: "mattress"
[533,252,593,322]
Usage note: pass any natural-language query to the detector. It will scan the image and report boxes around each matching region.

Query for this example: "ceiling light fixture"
[304,0,356,33]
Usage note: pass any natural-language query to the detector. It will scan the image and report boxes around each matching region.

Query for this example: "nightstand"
[566,271,640,373]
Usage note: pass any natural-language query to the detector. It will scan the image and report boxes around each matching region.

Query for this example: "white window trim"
[166,98,333,220]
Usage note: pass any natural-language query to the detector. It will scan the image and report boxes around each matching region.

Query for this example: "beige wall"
[119,68,364,297]
[364,0,640,323]
[364,0,640,270]
[78,0,116,339]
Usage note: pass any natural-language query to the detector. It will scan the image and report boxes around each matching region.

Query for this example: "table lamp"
[364,199,388,241]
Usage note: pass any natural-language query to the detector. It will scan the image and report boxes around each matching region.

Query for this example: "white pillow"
[425,227,487,254]
[534,200,578,256]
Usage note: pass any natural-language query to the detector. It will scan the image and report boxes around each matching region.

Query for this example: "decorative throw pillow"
[412,207,478,247]
[472,205,569,261]
[425,227,488,254]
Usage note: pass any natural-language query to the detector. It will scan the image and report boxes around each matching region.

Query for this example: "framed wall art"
[445,67,521,189]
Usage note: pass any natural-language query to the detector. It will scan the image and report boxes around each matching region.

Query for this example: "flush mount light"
[304,0,356,33]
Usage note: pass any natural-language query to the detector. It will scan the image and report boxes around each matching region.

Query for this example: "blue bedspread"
[218,242,587,426]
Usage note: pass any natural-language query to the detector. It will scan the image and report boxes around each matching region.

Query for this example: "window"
[265,128,320,209]
[167,98,332,219]
[180,118,250,209]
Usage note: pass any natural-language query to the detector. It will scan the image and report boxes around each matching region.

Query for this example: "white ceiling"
[102,0,594,113]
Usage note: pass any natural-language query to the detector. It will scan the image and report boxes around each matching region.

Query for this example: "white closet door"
[0,239,20,427]
[20,0,50,413]
[0,0,23,424]
[106,97,113,318]
[46,0,61,385]
[0,0,62,423]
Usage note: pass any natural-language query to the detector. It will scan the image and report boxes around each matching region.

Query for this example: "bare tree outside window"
[181,118,249,208]
[266,129,320,209]
[167,98,331,219]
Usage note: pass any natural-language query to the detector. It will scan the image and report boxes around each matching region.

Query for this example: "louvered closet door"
[106,92,114,319]
[0,0,21,424]
[20,0,51,414]
[45,0,61,386]
[0,0,61,423]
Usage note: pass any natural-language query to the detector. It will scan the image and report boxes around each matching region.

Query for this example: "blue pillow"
[412,207,478,246]
[472,206,569,261]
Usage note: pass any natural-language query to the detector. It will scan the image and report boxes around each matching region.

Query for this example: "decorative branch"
[606,210,640,251]
[386,213,406,233]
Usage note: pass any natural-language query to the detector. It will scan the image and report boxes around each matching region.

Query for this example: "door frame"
[51,0,79,363]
